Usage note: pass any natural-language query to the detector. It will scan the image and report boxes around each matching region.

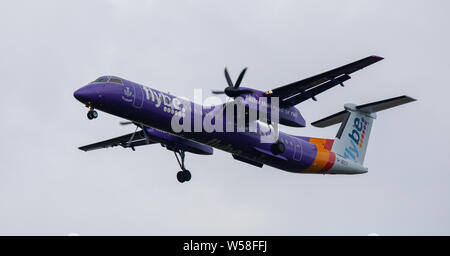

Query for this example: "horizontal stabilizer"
[311,95,416,128]
[311,110,348,128]
[356,95,416,114]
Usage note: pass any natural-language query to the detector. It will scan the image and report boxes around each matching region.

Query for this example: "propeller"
[211,67,252,98]
[120,121,133,126]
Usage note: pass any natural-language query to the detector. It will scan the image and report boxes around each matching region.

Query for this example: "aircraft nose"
[74,86,95,104]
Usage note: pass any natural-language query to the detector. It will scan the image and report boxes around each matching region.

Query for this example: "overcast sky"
[0,0,449,235]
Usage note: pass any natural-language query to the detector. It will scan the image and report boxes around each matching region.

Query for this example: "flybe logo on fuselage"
[344,117,368,161]
[142,86,182,110]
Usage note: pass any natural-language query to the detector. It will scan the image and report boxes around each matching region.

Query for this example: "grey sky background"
[0,0,449,235]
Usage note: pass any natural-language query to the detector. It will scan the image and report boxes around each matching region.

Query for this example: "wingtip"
[371,55,384,60]
[403,95,417,102]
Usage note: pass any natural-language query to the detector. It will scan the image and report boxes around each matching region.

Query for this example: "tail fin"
[311,96,416,164]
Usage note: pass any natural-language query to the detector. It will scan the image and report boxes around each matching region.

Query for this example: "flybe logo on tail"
[344,117,368,161]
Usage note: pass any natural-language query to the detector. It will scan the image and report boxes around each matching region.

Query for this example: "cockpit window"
[90,77,123,85]
[92,77,108,83]
[108,78,123,85]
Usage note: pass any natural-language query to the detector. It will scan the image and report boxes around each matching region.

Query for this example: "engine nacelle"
[233,91,306,127]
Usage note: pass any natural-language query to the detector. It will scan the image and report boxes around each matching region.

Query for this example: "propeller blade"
[234,67,247,88]
[224,67,234,88]
[120,121,133,125]
[211,90,226,94]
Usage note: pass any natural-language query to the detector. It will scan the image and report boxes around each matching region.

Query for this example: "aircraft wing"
[79,127,213,155]
[79,130,155,151]
[268,56,384,107]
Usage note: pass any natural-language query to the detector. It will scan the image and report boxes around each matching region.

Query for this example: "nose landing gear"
[87,109,98,120]
[174,150,192,183]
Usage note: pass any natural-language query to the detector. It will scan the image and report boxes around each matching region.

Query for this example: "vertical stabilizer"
[331,106,374,164]
[311,96,416,165]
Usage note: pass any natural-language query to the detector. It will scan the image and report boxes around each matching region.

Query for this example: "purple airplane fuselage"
[74,76,366,175]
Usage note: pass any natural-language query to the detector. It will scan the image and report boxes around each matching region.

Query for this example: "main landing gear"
[87,109,98,120]
[174,150,192,183]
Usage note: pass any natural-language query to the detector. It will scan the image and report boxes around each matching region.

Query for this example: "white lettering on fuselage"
[139,86,280,144]
[143,86,181,110]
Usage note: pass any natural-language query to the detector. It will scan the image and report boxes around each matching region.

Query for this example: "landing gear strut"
[87,109,98,120]
[174,150,191,183]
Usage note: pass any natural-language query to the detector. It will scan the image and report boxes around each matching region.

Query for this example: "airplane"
[74,55,416,183]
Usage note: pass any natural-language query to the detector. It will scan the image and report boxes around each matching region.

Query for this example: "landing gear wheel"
[182,170,191,182]
[271,141,285,155]
[87,110,98,120]
[177,171,185,183]
[174,150,192,183]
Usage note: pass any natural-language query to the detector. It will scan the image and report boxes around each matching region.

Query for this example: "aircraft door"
[132,84,144,109]
[293,142,303,161]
